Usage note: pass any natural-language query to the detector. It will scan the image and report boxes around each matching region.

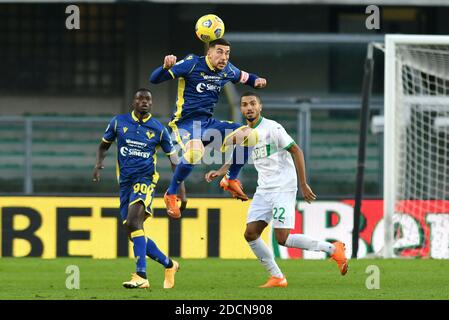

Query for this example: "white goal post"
[384,35,449,259]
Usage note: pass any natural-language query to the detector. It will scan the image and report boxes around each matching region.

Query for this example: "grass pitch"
[0,258,448,300]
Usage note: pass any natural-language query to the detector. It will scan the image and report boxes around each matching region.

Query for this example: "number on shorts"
[273,207,285,223]
[133,183,149,194]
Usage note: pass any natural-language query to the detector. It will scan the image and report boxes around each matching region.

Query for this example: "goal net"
[384,35,449,259]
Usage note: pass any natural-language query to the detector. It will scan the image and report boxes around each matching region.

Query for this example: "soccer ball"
[195,14,225,43]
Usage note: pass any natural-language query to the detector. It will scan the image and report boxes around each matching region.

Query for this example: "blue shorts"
[119,175,156,223]
[168,117,244,151]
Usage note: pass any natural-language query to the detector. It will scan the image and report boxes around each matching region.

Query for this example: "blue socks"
[146,237,173,268]
[227,145,251,180]
[167,158,194,195]
[131,233,173,278]
[131,230,147,278]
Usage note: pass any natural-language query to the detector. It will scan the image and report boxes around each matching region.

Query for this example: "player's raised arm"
[228,62,267,89]
[149,55,177,84]
[253,77,267,89]
[238,70,267,89]
[163,54,178,69]
[150,54,197,84]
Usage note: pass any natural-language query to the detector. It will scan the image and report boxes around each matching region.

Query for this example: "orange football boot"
[331,241,348,275]
[164,191,181,219]
[219,176,249,201]
[259,276,288,288]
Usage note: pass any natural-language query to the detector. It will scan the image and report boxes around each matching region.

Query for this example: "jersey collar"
[252,116,264,128]
[131,111,152,123]
[205,56,216,71]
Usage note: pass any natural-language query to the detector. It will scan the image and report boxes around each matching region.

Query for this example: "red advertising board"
[273,200,449,259]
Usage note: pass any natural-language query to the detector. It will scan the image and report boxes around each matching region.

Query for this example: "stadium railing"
[0,97,383,198]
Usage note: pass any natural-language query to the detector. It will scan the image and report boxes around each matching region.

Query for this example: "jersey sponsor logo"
[123,127,128,133]
[174,59,185,66]
[196,82,221,93]
[202,74,221,81]
[196,83,206,93]
[125,139,147,148]
[252,144,271,160]
[120,147,151,159]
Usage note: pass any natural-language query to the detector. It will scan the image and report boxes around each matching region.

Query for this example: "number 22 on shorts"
[273,207,285,223]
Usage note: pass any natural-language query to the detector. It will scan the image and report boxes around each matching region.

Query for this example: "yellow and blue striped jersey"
[102,111,175,183]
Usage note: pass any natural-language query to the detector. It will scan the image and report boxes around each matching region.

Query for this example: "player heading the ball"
[150,37,267,219]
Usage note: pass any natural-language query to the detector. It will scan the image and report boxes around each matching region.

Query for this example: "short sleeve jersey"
[102,111,175,183]
[167,54,247,122]
[250,117,297,192]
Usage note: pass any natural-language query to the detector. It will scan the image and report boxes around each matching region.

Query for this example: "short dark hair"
[240,91,261,103]
[208,38,231,49]
[134,88,151,96]
[133,88,153,99]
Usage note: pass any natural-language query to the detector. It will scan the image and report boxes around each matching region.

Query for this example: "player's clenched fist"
[163,55,177,70]
[254,77,267,89]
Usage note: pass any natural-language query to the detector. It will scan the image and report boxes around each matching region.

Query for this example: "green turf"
[0,258,448,300]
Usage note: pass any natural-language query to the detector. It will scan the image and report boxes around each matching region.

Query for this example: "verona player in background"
[92,88,185,289]
[205,92,348,288]
[150,38,266,218]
